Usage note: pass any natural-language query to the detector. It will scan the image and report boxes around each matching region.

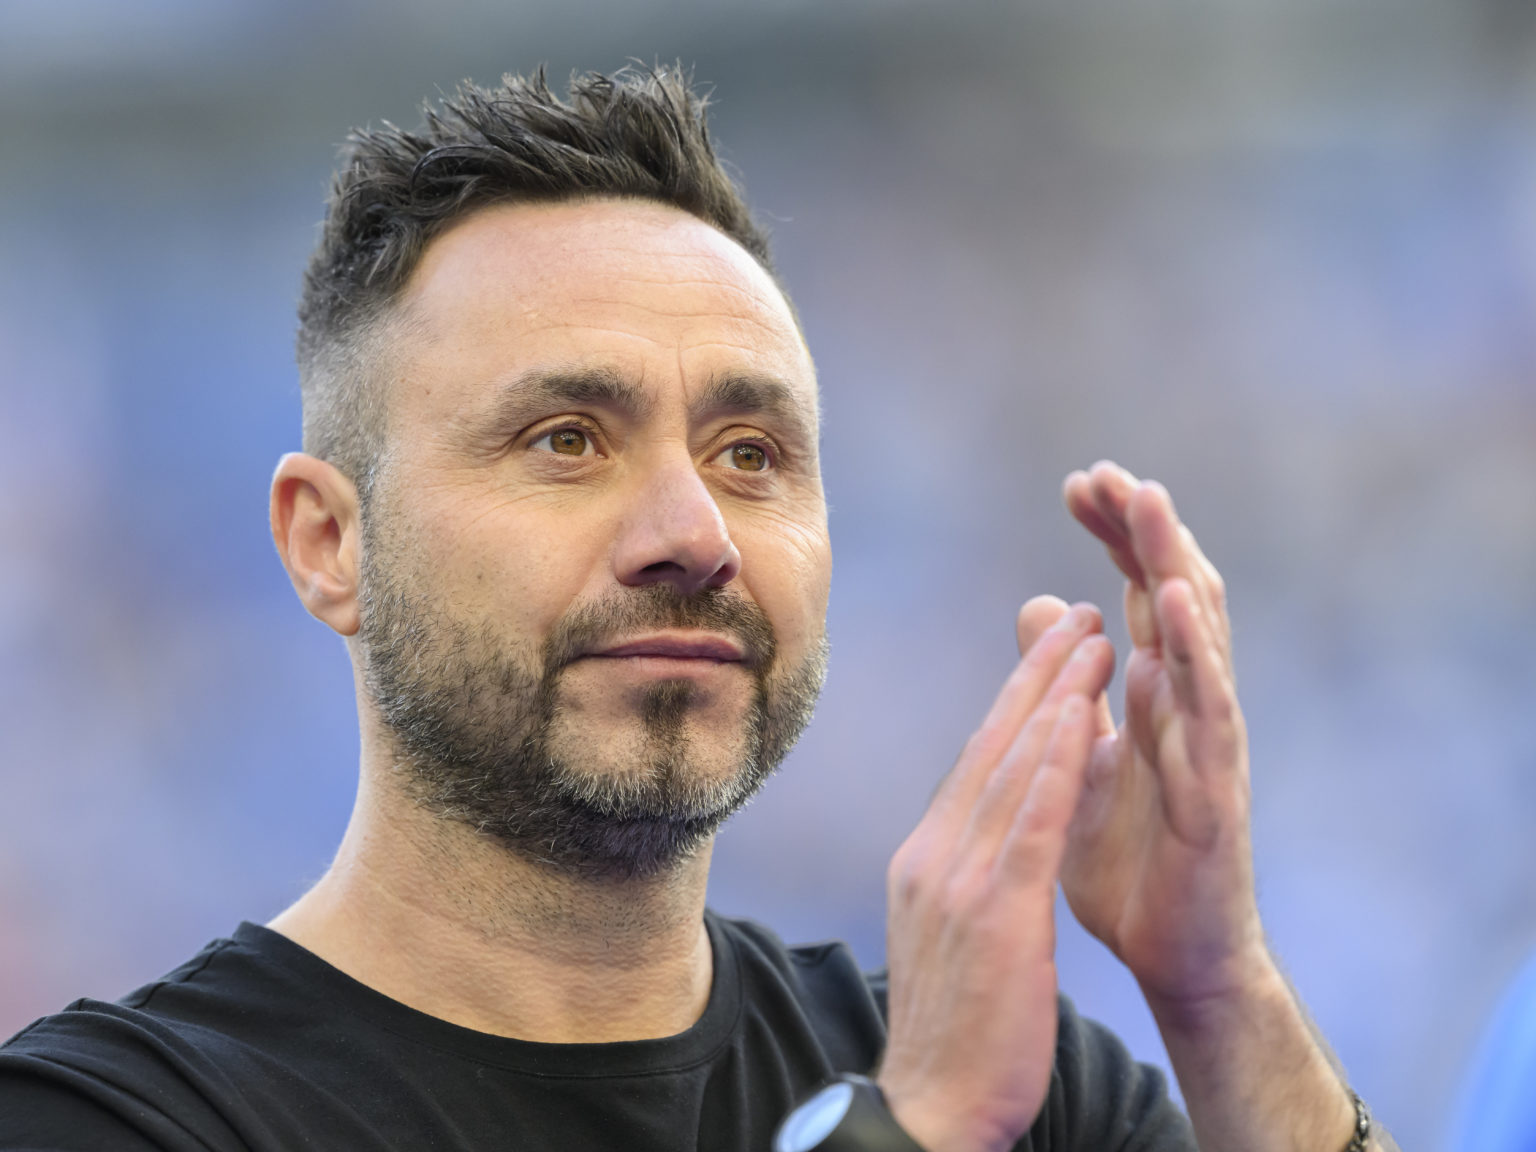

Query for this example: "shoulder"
[0,928,300,1151]
[3,931,246,1072]
[1,999,239,1151]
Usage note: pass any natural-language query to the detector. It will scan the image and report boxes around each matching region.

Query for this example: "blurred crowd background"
[3,0,1535,1146]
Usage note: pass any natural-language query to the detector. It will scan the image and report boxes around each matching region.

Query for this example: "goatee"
[356,540,826,881]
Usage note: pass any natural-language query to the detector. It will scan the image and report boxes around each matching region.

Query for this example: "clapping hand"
[1051,461,1268,1013]
[877,460,1318,1152]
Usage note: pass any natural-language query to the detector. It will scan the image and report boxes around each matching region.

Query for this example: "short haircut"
[295,65,779,498]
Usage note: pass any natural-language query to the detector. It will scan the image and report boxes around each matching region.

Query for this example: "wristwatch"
[773,1075,929,1152]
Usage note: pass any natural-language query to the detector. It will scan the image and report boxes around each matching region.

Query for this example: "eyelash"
[527,421,781,471]
[529,419,602,457]
[717,435,780,473]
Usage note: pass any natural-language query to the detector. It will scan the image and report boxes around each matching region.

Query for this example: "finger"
[1068,729,1126,847]
[1138,579,1244,849]
[1123,649,1164,767]
[1063,470,1145,586]
[1124,481,1190,593]
[997,694,1097,887]
[1016,595,1071,657]
[1018,595,1115,761]
[1144,583,1241,848]
[1124,578,1159,652]
[1085,460,1139,543]
[1123,481,1199,656]
[1092,684,1116,742]
[965,633,1115,847]
[1155,577,1236,729]
[1154,580,1202,716]
[1177,523,1232,662]
[1127,483,1236,675]
[925,603,1104,825]
[1030,589,1114,741]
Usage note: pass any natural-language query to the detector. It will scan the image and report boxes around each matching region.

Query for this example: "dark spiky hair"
[295,65,778,495]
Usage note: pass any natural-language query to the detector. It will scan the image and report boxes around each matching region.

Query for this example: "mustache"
[543,585,777,673]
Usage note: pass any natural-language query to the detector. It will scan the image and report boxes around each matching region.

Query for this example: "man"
[0,68,1393,1151]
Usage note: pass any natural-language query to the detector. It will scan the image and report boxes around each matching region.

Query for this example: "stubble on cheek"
[356,535,820,876]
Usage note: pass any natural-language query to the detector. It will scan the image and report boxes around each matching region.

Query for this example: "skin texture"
[269,200,1390,1149]
[268,199,829,1043]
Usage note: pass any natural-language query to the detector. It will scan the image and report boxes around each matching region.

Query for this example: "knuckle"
[887,841,925,902]
[888,835,965,911]
[941,865,992,916]
[887,865,924,911]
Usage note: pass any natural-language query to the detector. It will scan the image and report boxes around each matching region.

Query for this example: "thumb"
[1016,595,1072,656]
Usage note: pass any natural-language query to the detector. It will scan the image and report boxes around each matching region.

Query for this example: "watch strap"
[774,1074,928,1152]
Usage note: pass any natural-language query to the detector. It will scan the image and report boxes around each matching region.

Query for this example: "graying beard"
[355,545,823,880]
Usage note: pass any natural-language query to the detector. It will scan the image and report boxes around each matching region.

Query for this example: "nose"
[612,456,741,596]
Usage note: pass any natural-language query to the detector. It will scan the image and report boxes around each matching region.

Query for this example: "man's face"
[354,199,831,879]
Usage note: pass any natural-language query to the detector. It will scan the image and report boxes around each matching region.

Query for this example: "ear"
[270,452,362,637]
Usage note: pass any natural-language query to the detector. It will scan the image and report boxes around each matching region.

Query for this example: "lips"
[587,633,747,662]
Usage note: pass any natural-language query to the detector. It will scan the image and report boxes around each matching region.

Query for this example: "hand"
[879,604,1116,1152]
[1051,460,1269,1013]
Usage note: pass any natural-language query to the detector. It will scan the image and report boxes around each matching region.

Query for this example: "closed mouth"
[586,633,747,663]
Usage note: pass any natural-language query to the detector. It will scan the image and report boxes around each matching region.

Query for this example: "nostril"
[640,560,688,576]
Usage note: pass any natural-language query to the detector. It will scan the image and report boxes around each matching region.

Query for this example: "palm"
[1061,665,1258,1001]
[1052,464,1266,1004]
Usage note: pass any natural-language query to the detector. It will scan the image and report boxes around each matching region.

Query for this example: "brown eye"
[728,444,768,472]
[547,429,589,456]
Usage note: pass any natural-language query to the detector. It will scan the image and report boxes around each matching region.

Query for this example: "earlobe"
[270,452,362,636]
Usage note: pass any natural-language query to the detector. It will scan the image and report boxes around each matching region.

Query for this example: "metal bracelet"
[1342,1090,1371,1152]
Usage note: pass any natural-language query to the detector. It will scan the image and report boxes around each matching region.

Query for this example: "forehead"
[389,198,815,419]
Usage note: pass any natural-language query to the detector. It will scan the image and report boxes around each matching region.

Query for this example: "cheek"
[734,513,832,653]
[399,491,612,635]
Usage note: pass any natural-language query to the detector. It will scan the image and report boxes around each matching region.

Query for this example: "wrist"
[1144,952,1361,1152]
[1139,945,1289,1041]
[877,1081,1008,1152]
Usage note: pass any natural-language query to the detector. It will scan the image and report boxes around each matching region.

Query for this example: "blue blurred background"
[2,1,1535,1146]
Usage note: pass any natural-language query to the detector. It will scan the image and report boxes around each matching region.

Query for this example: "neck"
[269,769,715,1044]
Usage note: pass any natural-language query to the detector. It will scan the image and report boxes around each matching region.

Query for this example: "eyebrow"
[484,366,653,427]
[690,371,818,441]
[484,365,817,440]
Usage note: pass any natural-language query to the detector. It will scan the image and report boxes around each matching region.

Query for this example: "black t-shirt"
[0,912,1194,1150]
